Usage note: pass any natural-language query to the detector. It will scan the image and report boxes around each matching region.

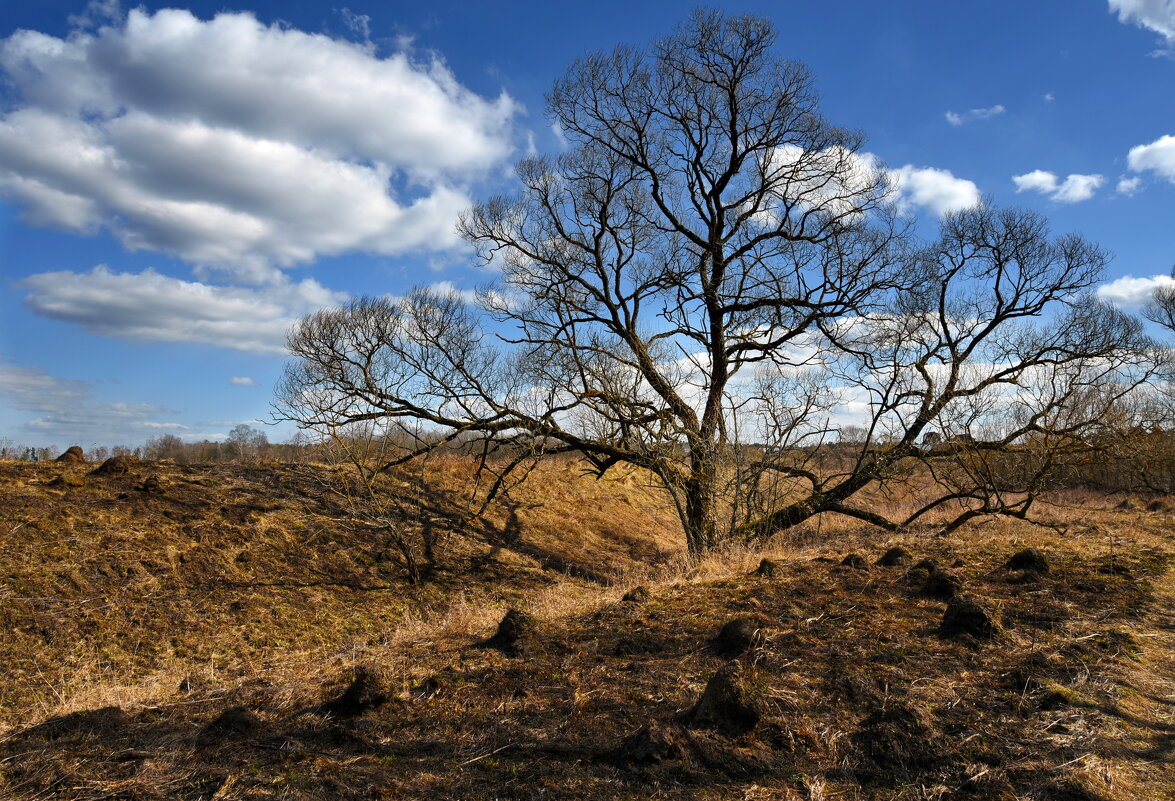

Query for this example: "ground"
[1,457,1173,800]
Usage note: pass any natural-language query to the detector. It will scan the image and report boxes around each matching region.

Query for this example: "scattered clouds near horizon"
[945,104,1006,126]
[229,376,258,387]
[19,266,348,354]
[1012,169,1105,203]
[1097,273,1175,307]
[0,7,520,279]
[0,359,185,445]
[1108,0,1175,44]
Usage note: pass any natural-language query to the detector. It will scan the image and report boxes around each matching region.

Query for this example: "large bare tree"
[278,12,1157,558]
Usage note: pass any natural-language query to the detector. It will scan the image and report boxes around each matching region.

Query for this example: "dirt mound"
[709,616,766,659]
[196,706,262,746]
[1147,498,1171,513]
[322,665,392,718]
[1005,547,1050,573]
[138,474,164,493]
[923,569,963,600]
[904,565,933,588]
[877,545,913,566]
[484,609,537,654]
[840,553,869,570]
[941,595,1000,640]
[621,585,649,604]
[1115,497,1138,511]
[688,661,762,736]
[752,557,784,577]
[89,454,139,477]
[54,446,85,463]
[614,721,686,765]
[852,700,943,781]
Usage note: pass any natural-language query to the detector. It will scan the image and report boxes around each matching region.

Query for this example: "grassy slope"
[2,459,1174,800]
[0,456,681,727]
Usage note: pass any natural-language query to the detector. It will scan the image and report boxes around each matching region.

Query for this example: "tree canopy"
[278,11,1160,557]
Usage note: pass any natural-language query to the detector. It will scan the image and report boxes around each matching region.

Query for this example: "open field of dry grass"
[2,456,1174,799]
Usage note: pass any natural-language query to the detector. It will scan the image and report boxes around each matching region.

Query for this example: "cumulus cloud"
[945,105,1006,126]
[767,147,980,219]
[229,376,257,387]
[0,359,183,445]
[1118,175,1143,194]
[1108,0,1175,43]
[888,164,981,216]
[0,8,520,274]
[19,266,348,354]
[1096,273,1175,307]
[1013,170,1105,203]
[1127,134,1175,182]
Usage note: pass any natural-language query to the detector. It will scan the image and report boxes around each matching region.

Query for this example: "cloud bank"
[1096,273,1175,307]
[0,8,520,275]
[1108,0,1175,43]
[19,266,348,354]
[0,359,183,445]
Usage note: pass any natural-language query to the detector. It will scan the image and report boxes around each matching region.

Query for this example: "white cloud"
[1127,134,1175,182]
[0,8,520,274]
[0,359,183,445]
[1096,273,1175,307]
[888,164,981,216]
[1118,175,1143,194]
[765,147,980,219]
[229,376,257,387]
[944,105,1006,126]
[338,8,372,41]
[19,266,348,354]
[1012,170,1105,203]
[1044,92,1055,102]
[1108,0,1175,42]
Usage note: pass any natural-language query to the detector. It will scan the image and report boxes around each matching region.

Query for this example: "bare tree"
[277,12,1157,558]
[226,424,269,462]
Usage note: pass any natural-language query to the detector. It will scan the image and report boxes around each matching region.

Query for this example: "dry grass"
[2,457,1174,800]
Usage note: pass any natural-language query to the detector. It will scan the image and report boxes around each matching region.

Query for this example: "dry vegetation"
[2,454,1175,800]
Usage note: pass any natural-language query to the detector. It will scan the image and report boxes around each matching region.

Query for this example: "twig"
[457,742,516,766]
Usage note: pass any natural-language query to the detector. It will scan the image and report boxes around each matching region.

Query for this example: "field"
[2,455,1174,800]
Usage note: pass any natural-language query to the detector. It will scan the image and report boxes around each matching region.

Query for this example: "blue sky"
[0,0,1172,449]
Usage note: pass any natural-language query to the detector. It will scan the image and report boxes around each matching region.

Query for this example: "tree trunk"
[682,460,720,559]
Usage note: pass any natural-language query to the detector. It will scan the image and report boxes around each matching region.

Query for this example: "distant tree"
[227,424,269,462]
[278,11,1159,558]
[144,433,185,461]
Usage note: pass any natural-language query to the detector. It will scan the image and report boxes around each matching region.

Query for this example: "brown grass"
[2,458,1174,800]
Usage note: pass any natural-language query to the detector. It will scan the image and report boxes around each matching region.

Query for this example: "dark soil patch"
[709,616,766,659]
[752,558,784,577]
[621,585,649,604]
[840,553,869,570]
[923,569,963,600]
[1006,548,1050,573]
[89,454,139,476]
[877,546,913,566]
[55,446,85,463]
[688,661,763,736]
[321,665,391,718]
[196,706,263,746]
[941,595,1000,640]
